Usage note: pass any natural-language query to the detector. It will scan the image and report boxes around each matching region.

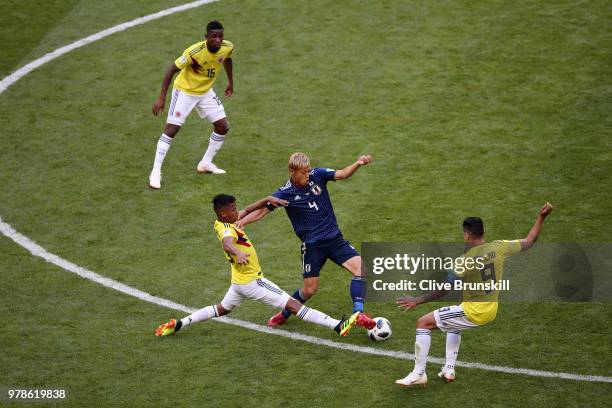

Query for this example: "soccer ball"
[367,317,392,341]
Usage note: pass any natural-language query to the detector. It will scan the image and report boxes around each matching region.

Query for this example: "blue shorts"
[300,235,360,278]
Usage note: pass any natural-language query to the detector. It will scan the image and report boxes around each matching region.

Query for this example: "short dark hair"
[206,20,224,33]
[463,217,484,238]
[212,193,235,210]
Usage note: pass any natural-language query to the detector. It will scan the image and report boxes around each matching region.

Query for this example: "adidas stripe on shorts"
[220,277,291,311]
[433,305,479,332]
[166,87,226,126]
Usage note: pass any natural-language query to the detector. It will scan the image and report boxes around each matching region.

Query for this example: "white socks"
[296,305,340,329]
[414,329,432,373]
[411,329,460,374]
[152,134,173,173]
[201,131,225,164]
[445,331,461,370]
[181,305,219,328]
[153,131,225,174]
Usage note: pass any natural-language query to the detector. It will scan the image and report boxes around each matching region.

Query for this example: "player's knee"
[164,124,180,137]
[343,256,363,277]
[214,119,229,135]
[416,315,430,329]
[357,261,368,277]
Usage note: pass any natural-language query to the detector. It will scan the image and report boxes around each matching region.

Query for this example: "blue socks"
[350,277,366,312]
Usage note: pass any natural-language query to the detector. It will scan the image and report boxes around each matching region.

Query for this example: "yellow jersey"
[456,240,522,325]
[213,220,262,285]
[173,40,234,96]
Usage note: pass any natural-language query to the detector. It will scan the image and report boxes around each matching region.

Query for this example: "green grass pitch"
[0,0,610,406]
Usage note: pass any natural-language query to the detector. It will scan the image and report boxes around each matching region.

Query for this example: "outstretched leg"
[154,303,230,337]
[284,298,338,329]
[155,284,242,337]
[283,298,375,337]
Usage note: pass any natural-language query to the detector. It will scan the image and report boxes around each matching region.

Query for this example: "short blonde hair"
[288,152,310,170]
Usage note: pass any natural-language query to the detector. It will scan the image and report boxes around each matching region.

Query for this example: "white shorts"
[433,305,479,332]
[166,87,226,126]
[220,277,292,311]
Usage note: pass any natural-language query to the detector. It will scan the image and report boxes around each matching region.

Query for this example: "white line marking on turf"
[2,218,611,384]
[0,0,218,94]
[0,2,610,385]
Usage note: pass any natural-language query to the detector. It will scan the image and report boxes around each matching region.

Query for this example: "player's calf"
[350,276,366,312]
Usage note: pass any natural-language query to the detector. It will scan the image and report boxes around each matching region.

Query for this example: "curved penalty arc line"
[2,217,611,384]
[0,2,610,385]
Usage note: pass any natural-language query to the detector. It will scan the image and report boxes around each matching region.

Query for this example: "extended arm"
[237,196,287,220]
[223,58,233,97]
[396,289,449,311]
[222,236,249,264]
[520,202,554,251]
[333,155,372,181]
[152,63,181,115]
[237,207,271,228]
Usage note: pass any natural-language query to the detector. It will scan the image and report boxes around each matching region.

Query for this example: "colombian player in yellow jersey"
[395,203,553,387]
[148,21,234,189]
[155,194,376,338]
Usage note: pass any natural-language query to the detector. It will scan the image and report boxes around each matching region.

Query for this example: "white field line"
[0,0,218,94]
[0,2,611,385]
[2,220,612,384]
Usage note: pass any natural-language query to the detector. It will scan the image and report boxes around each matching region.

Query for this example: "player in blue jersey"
[237,152,373,326]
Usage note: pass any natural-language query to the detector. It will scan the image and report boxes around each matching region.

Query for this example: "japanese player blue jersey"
[267,168,342,244]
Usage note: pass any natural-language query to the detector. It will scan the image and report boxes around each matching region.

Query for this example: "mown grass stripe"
[0,1,610,385]
[2,216,610,384]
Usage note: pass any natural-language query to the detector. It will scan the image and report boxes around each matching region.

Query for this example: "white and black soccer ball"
[367,317,392,341]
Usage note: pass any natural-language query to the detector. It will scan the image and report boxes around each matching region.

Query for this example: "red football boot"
[356,313,376,330]
[267,311,288,327]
